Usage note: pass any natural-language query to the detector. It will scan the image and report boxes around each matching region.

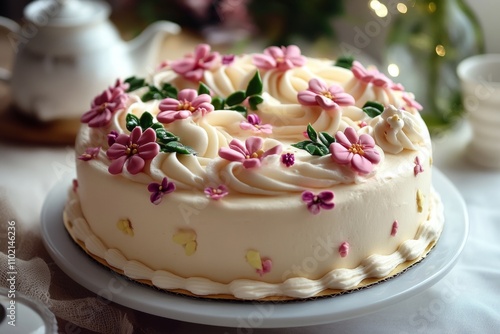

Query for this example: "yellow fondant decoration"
[416,189,424,213]
[246,250,263,270]
[173,229,197,256]
[117,219,134,236]
[173,230,196,245]
[184,241,197,256]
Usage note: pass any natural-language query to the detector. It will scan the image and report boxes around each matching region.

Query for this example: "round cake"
[64,44,444,300]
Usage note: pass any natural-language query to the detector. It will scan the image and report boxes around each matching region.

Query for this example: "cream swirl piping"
[372,105,426,154]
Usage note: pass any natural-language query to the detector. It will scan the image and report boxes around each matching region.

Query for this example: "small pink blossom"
[148,177,175,205]
[403,93,423,111]
[171,44,221,82]
[302,190,335,215]
[414,156,424,176]
[106,127,159,175]
[81,82,128,128]
[240,114,272,134]
[204,185,229,200]
[281,152,295,167]
[298,78,355,112]
[256,258,272,276]
[351,61,403,90]
[107,130,119,146]
[330,127,381,174]
[112,78,130,92]
[339,242,350,258]
[78,147,100,161]
[391,221,399,237]
[358,120,368,128]
[157,89,214,124]
[252,45,306,71]
[222,54,235,65]
[156,60,169,71]
[218,137,282,169]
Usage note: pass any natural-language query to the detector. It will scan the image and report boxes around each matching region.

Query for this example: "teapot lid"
[25,0,110,27]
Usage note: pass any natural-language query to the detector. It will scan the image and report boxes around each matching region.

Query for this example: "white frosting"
[65,188,443,299]
[69,49,442,299]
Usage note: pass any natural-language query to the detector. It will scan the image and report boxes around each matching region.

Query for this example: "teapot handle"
[0,16,21,83]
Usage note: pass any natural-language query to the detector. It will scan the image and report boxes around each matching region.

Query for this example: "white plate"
[41,169,468,328]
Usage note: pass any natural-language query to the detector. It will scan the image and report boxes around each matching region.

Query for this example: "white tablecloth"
[1,122,499,333]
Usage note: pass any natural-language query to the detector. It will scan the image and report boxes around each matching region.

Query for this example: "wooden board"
[0,104,80,145]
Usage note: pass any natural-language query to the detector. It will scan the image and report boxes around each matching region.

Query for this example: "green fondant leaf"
[335,56,355,70]
[142,83,178,102]
[124,76,147,92]
[319,131,336,146]
[125,113,139,132]
[248,95,264,111]
[161,83,178,98]
[151,122,164,130]
[212,97,225,110]
[291,140,310,150]
[362,101,385,118]
[139,112,154,130]
[226,90,246,106]
[245,71,263,97]
[198,82,211,96]
[305,142,329,156]
[292,125,334,157]
[162,141,197,155]
[306,123,318,142]
[155,128,179,144]
[232,105,247,117]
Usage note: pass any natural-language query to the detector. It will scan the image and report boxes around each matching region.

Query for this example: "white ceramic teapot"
[0,0,180,121]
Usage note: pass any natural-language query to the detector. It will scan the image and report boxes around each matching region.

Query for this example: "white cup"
[457,54,500,169]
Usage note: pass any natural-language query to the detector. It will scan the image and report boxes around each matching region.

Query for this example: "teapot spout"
[127,21,180,75]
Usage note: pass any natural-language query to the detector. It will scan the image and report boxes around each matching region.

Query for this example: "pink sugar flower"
[351,61,403,90]
[403,93,423,111]
[252,45,306,71]
[330,127,381,174]
[218,136,282,169]
[112,78,130,92]
[298,78,355,112]
[204,185,229,200]
[301,190,335,215]
[256,258,272,276]
[281,152,295,167]
[78,146,100,161]
[148,177,176,205]
[240,114,273,134]
[156,60,169,71]
[81,82,128,128]
[171,43,221,82]
[106,127,159,175]
[414,156,424,176]
[157,89,214,124]
[339,242,350,258]
[391,221,399,237]
[222,54,235,65]
[107,130,119,146]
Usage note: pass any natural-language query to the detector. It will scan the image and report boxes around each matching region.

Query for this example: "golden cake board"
[63,210,436,302]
